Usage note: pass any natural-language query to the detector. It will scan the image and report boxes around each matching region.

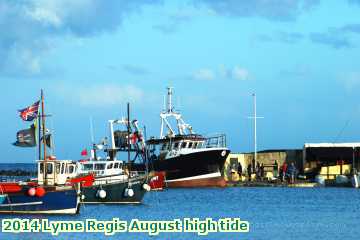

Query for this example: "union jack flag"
[18,101,40,121]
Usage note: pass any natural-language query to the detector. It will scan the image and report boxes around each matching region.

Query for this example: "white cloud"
[339,72,360,91]
[55,84,144,107]
[0,0,161,76]
[193,68,215,81]
[232,66,249,80]
[193,65,250,81]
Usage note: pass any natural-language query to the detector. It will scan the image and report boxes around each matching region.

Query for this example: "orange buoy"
[35,187,46,197]
[28,187,36,196]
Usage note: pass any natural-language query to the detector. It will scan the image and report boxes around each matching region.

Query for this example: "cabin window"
[61,163,65,174]
[119,162,123,169]
[114,163,119,168]
[181,142,187,148]
[161,143,168,150]
[47,163,53,174]
[68,165,75,174]
[188,142,193,148]
[174,142,179,149]
[39,163,44,174]
[107,163,113,169]
[197,142,203,148]
[56,163,61,174]
[83,164,93,171]
[95,164,105,170]
[193,142,198,148]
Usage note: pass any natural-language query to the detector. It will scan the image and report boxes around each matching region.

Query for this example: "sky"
[2,0,360,162]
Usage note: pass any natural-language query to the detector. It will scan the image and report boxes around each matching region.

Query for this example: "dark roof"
[147,134,206,144]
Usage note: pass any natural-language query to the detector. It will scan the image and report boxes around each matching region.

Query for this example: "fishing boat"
[0,90,83,214]
[72,103,150,204]
[146,87,230,187]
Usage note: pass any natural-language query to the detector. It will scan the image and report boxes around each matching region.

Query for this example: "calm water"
[0,187,359,239]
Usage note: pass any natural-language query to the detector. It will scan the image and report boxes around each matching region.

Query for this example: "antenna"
[167,87,173,113]
[89,116,95,144]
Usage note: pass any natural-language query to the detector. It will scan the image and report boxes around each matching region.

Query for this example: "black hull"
[151,148,230,187]
[82,176,147,204]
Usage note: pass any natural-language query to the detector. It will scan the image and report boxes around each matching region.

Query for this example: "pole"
[38,115,41,160]
[247,93,264,173]
[253,93,257,170]
[127,103,131,171]
[41,90,46,161]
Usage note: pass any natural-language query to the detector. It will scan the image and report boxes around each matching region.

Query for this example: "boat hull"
[152,148,230,188]
[0,187,80,214]
[81,175,147,204]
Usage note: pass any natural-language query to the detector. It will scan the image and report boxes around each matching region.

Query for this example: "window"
[83,164,94,171]
[95,164,105,170]
[61,163,65,174]
[56,163,61,174]
[181,142,187,148]
[39,163,44,174]
[47,163,53,174]
[114,163,119,168]
[69,165,75,174]
[193,142,198,148]
[197,142,203,149]
[188,142,193,148]
[174,142,179,149]
[107,163,113,169]
[161,143,168,150]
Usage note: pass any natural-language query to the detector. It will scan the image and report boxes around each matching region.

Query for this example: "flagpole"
[38,115,41,160]
[41,89,47,185]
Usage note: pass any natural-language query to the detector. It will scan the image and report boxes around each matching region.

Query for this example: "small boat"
[0,90,83,214]
[69,103,150,204]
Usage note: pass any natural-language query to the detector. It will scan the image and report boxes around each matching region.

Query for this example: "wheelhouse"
[37,159,77,185]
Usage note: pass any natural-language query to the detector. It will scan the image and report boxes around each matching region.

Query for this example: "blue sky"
[2,0,360,162]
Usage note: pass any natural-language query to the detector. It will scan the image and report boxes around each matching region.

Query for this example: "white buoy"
[81,194,86,200]
[97,189,107,199]
[142,184,151,192]
[124,188,134,197]
[315,175,325,186]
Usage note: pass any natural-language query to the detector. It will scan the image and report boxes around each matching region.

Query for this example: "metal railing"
[205,134,227,148]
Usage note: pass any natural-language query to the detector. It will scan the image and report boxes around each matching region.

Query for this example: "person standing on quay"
[247,163,252,182]
[281,162,288,182]
[237,162,243,181]
[273,160,278,178]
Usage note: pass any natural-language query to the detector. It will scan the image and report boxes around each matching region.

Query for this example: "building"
[303,143,360,179]
[223,149,302,182]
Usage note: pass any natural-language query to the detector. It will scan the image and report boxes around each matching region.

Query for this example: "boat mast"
[41,90,47,161]
[127,103,131,172]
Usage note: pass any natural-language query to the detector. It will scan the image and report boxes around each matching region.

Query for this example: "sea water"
[1,165,360,239]
[1,187,359,239]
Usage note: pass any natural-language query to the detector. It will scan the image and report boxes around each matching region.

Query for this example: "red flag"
[18,101,40,121]
[131,133,138,144]
[81,149,88,156]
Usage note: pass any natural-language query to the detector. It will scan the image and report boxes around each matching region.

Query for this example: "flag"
[13,124,36,147]
[18,101,40,121]
[81,149,88,156]
[40,133,52,148]
[131,132,138,144]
